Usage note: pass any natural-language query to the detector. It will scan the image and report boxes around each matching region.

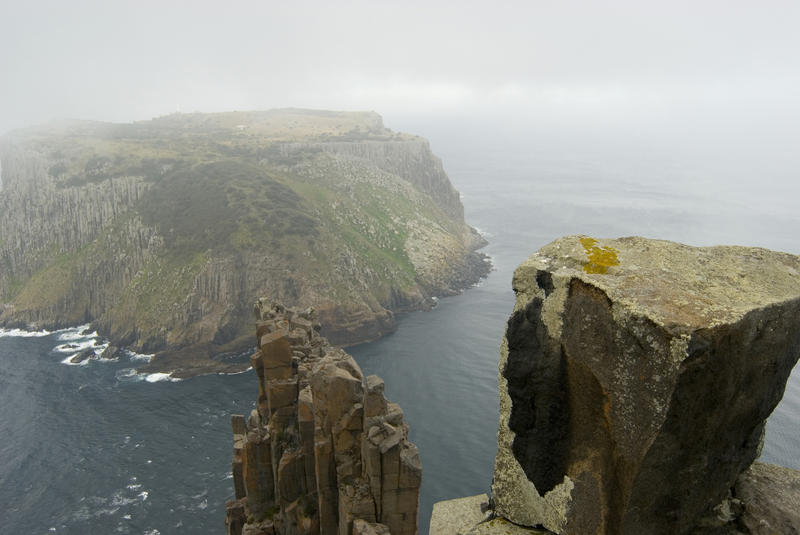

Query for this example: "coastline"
[2,239,492,380]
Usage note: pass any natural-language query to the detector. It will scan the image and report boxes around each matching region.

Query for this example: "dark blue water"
[2,122,799,534]
[0,329,258,534]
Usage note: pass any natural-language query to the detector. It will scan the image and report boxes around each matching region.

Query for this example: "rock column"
[225,301,421,535]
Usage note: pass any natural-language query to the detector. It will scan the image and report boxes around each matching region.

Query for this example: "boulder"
[99,344,121,359]
[69,348,95,364]
[492,236,800,534]
[735,461,800,534]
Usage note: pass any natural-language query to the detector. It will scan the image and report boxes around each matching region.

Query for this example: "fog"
[2,1,799,201]
[2,1,798,129]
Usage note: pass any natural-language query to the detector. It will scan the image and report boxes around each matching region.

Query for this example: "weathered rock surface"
[99,344,121,360]
[492,236,800,534]
[735,462,800,534]
[225,301,420,535]
[432,236,800,535]
[0,110,489,376]
[429,495,492,535]
[429,494,549,535]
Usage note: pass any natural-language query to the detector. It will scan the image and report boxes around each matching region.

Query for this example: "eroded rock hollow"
[225,300,420,535]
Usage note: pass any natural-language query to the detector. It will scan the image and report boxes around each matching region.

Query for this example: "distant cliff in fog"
[0,109,489,376]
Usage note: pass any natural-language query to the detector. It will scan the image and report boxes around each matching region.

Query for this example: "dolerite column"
[310,350,367,535]
[492,236,800,535]
[228,301,420,535]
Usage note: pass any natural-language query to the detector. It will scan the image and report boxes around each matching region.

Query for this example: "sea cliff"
[0,109,489,376]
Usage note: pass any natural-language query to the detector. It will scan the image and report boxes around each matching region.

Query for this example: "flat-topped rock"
[429,494,490,535]
[517,235,800,330]
[493,236,800,534]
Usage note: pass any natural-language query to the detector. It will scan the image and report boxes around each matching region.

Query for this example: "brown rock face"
[225,300,421,535]
[491,236,800,535]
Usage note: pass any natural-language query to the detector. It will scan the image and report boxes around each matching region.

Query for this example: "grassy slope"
[0,110,475,370]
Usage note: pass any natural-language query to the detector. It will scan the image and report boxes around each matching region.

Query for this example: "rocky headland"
[432,236,800,535]
[225,300,420,535]
[0,109,489,376]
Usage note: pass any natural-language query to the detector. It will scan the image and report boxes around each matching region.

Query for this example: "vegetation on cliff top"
[0,109,488,375]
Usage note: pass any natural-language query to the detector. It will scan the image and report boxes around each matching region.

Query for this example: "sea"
[1,116,799,534]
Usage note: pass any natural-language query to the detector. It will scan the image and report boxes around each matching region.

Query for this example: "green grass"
[13,247,83,310]
[1,110,471,351]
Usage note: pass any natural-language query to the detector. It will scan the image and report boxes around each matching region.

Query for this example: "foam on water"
[144,372,181,383]
[56,332,112,366]
[54,340,100,353]
[61,354,92,366]
[0,327,55,338]
[68,478,152,527]
[114,368,181,383]
[217,367,253,376]
[126,350,154,362]
[115,368,139,381]
[56,325,94,341]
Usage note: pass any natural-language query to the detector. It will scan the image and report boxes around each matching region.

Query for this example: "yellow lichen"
[580,236,620,274]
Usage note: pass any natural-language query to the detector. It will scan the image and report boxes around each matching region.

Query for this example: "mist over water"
[353,112,800,532]
[1,115,799,534]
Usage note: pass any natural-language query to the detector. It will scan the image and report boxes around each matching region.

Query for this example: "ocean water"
[2,121,799,534]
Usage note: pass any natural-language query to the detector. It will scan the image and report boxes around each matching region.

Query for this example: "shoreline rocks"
[69,347,96,364]
[431,236,800,535]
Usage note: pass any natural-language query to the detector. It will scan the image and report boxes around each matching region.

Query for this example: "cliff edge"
[432,236,800,535]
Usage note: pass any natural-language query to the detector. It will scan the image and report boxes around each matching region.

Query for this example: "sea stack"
[433,236,800,535]
[225,300,421,535]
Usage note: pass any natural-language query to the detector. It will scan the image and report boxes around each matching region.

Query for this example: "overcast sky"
[2,1,799,134]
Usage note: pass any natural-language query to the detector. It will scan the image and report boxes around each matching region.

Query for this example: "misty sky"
[2,0,800,135]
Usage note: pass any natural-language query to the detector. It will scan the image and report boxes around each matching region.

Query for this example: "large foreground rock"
[492,236,800,534]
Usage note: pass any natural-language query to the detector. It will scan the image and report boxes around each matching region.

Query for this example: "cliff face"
[225,301,420,535]
[431,236,800,535]
[0,110,489,375]
[278,139,463,221]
